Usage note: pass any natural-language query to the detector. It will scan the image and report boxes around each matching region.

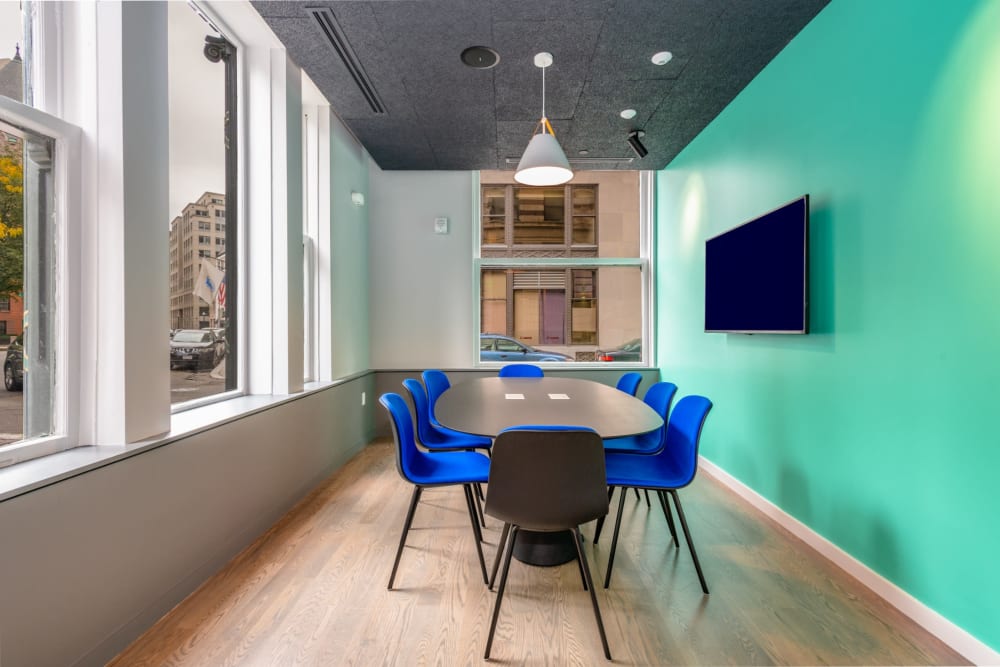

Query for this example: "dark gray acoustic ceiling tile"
[368,0,495,85]
[249,0,312,19]
[433,145,501,170]
[489,0,613,22]
[420,113,496,148]
[587,0,725,83]
[348,118,436,169]
[492,19,603,121]
[573,78,676,128]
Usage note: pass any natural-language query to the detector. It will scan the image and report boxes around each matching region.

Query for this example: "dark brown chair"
[483,426,611,661]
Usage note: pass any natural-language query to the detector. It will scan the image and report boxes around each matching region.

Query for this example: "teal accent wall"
[656,0,1000,652]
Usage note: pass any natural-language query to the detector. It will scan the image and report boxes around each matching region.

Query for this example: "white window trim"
[472,170,655,368]
[0,97,83,467]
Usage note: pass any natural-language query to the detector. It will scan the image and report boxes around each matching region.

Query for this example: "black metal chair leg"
[463,485,489,585]
[574,532,589,591]
[643,489,651,507]
[603,488,628,589]
[388,486,422,590]
[489,522,511,590]
[485,526,519,659]
[473,484,487,528]
[573,527,611,660]
[669,490,709,594]
[657,490,678,547]
[633,488,642,502]
[593,486,616,543]
[464,485,483,543]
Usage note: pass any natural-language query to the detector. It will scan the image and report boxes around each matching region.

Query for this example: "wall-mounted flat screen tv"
[705,195,809,334]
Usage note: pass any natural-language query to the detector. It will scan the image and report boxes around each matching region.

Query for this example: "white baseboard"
[698,456,1000,666]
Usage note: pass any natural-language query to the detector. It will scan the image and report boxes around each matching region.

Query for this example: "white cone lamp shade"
[515,129,573,185]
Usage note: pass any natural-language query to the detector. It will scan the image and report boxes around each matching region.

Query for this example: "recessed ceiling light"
[651,51,673,66]
[620,109,637,120]
[578,149,590,155]
[460,46,500,69]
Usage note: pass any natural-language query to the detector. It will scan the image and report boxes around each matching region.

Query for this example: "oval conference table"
[435,376,663,566]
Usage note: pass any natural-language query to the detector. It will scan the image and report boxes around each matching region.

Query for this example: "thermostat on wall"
[434,217,449,234]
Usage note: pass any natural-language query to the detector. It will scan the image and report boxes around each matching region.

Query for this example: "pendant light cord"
[541,64,547,131]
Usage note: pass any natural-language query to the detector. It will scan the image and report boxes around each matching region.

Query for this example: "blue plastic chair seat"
[604,450,693,490]
[602,430,661,455]
[408,449,491,486]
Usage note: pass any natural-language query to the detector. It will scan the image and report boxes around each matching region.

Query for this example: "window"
[167,2,237,406]
[0,91,82,462]
[476,171,649,364]
[0,297,9,311]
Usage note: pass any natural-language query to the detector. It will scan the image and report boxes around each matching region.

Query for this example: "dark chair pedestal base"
[512,529,577,566]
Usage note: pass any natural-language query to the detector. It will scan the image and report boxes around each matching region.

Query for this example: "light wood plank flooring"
[110,439,967,666]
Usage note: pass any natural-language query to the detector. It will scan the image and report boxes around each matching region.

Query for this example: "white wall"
[368,169,476,369]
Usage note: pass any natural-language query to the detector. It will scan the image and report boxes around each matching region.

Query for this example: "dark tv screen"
[705,196,809,334]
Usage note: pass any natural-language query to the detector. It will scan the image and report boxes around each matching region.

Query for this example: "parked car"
[3,335,23,391]
[596,337,642,362]
[480,333,572,362]
[169,329,225,371]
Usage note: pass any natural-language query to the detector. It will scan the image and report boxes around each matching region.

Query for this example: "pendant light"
[514,52,573,186]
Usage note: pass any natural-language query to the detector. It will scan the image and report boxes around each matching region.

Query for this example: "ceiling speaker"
[461,46,500,69]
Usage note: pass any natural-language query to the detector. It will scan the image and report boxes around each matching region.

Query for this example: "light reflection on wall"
[679,171,707,257]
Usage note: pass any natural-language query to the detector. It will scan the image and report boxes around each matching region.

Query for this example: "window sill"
[0,377,358,504]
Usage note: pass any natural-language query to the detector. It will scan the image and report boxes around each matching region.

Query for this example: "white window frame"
[0,96,82,467]
[472,170,655,367]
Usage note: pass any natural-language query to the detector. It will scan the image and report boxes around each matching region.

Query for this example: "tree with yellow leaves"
[0,145,24,299]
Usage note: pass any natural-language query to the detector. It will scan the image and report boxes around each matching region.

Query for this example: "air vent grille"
[306,7,386,114]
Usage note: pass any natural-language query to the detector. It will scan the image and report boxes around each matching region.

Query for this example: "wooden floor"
[111,439,967,666]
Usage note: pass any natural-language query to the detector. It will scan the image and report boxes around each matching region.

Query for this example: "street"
[0,387,22,446]
[0,368,227,446]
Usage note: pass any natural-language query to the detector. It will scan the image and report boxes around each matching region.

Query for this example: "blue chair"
[421,369,452,429]
[598,381,678,514]
[402,378,492,453]
[602,381,677,455]
[498,363,544,378]
[379,392,491,589]
[600,395,713,592]
[484,425,611,660]
[615,371,642,396]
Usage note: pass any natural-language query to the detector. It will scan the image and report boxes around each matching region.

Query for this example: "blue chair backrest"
[379,392,434,482]
[401,378,435,445]
[631,381,678,451]
[498,364,544,378]
[663,395,713,485]
[615,372,642,396]
[421,369,451,423]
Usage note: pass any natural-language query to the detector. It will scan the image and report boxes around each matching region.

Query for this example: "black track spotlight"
[626,130,648,158]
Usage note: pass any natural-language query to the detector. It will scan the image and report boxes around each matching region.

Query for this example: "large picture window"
[476,171,649,364]
[167,2,238,406]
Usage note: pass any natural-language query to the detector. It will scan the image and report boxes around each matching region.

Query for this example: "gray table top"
[434,376,663,439]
